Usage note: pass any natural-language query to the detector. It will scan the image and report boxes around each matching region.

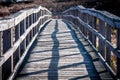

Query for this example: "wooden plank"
[24,19,27,50]
[3,29,12,53]
[0,32,3,80]
[88,15,93,42]
[10,28,14,72]
[33,6,40,13]
[26,16,29,29]
[15,24,20,42]
[20,20,25,36]
[91,17,96,47]
[15,24,21,59]
[29,15,32,27]
[81,13,86,36]
[106,24,111,65]
[0,32,3,56]
[117,29,120,78]
[2,28,12,80]
[0,22,9,32]
[98,19,106,58]
[33,13,35,23]
[20,19,26,55]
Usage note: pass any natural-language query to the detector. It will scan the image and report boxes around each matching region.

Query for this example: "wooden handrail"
[63,5,120,79]
[63,5,120,28]
[0,6,51,31]
[0,6,51,80]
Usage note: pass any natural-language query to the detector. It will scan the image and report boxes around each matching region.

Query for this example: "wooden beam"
[106,24,111,65]
[2,28,12,80]
[0,32,3,80]
[117,29,120,79]
[10,28,13,73]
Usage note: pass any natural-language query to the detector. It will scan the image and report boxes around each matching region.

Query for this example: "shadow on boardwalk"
[15,19,113,80]
[48,20,59,80]
[64,21,101,80]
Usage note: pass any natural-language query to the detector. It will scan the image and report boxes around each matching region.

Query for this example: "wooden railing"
[63,5,120,79]
[0,6,51,80]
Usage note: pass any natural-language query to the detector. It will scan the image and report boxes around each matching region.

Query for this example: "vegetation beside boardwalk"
[0,0,120,17]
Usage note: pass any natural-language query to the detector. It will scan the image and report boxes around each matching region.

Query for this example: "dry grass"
[0,1,36,17]
[0,0,120,17]
[0,0,88,17]
[0,7,10,17]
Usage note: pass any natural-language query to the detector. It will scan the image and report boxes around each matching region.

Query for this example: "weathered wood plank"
[0,32,3,80]
[98,19,105,58]
[0,32,3,56]
[3,29,12,53]
[11,28,14,72]
[15,24,21,61]
[88,15,93,42]
[106,24,111,65]
[91,17,96,47]
[117,29,120,79]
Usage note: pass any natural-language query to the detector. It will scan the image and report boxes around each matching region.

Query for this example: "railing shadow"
[48,20,59,80]
[63,20,102,80]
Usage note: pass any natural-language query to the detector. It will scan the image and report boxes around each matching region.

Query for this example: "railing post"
[117,29,120,79]
[81,13,85,35]
[10,28,14,73]
[15,24,21,65]
[106,24,111,65]
[88,15,93,42]
[20,20,26,55]
[91,17,96,47]
[24,18,27,49]
[0,32,3,80]
[26,16,30,46]
[3,28,13,80]
[78,12,82,32]
[98,19,105,58]
[31,14,34,39]
[83,13,88,37]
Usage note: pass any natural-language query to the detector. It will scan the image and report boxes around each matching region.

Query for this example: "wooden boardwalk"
[15,19,113,80]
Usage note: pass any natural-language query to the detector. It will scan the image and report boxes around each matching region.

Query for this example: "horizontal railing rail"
[0,6,51,80]
[63,5,120,28]
[63,5,120,79]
